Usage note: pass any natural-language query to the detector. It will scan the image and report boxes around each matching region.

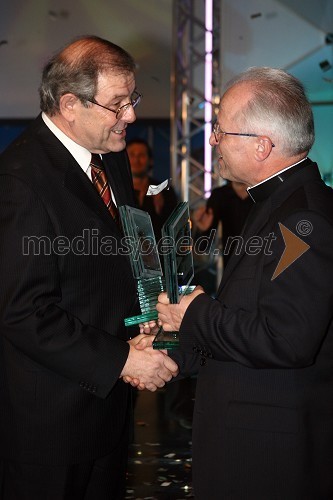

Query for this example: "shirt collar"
[247,157,308,203]
[42,112,91,175]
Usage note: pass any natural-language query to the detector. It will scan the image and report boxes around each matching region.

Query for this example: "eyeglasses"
[212,121,275,147]
[87,90,142,119]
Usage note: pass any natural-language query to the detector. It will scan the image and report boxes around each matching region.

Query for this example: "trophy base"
[124,310,158,327]
[153,327,179,350]
[124,276,164,327]
[152,285,196,349]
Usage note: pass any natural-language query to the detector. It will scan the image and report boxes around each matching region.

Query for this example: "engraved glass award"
[119,205,164,327]
[153,202,195,350]
[119,202,195,350]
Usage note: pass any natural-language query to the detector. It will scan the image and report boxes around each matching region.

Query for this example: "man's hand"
[156,286,205,332]
[121,334,179,392]
[139,320,160,335]
[193,205,214,232]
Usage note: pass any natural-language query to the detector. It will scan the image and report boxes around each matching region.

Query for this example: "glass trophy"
[119,202,195,350]
[119,205,164,327]
[153,202,195,350]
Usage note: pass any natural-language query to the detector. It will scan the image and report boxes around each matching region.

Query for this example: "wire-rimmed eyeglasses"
[212,121,275,147]
[87,90,142,120]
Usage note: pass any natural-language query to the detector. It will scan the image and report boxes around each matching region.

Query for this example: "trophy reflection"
[119,202,194,350]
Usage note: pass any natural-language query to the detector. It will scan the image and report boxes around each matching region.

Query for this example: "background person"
[0,35,178,500]
[193,180,252,267]
[155,67,333,499]
[127,138,178,242]
[193,180,253,295]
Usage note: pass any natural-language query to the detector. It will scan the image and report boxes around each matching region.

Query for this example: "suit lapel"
[64,163,120,227]
[103,150,136,208]
[36,118,125,231]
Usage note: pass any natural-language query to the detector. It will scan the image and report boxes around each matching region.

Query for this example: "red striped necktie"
[90,154,120,226]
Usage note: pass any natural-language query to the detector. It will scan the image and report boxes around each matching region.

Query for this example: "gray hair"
[39,35,136,116]
[224,67,314,156]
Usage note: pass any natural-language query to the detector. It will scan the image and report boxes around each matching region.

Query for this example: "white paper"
[146,179,170,196]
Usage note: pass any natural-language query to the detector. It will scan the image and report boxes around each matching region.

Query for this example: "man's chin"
[218,166,228,180]
[107,138,126,153]
[132,171,147,178]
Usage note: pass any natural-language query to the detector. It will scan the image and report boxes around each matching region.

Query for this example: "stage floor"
[126,379,196,499]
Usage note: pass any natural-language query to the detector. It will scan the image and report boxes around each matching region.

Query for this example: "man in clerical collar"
[148,67,333,499]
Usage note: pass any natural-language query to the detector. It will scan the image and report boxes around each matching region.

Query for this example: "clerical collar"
[247,158,308,203]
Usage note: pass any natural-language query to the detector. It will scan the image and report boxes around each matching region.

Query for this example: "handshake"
[120,287,204,392]
[121,328,178,392]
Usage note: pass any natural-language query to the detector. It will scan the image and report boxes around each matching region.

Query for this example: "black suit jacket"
[178,159,333,499]
[0,115,138,465]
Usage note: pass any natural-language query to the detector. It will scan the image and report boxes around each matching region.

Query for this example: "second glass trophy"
[153,202,194,349]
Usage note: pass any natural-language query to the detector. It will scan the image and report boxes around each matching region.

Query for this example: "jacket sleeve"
[179,210,333,368]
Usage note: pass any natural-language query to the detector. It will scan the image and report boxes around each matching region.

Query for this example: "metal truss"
[170,0,222,208]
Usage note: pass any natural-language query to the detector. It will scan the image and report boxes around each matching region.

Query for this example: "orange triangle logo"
[271,223,310,280]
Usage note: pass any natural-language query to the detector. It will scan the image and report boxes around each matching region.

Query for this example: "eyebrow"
[106,95,126,102]
[105,92,135,105]
[111,89,136,99]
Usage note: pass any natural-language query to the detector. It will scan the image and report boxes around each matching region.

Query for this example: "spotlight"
[319,60,332,72]
[325,33,333,44]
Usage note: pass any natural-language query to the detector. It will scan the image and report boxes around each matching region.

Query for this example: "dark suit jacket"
[178,159,333,499]
[0,115,138,465]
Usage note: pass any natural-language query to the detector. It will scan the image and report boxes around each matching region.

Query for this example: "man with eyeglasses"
[152,67,333,498]
[0,35,178,499]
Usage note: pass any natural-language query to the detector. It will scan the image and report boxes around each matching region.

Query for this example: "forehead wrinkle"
[96,73,135,98]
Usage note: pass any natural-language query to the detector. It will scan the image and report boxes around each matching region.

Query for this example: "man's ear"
[59,93,79,121]
[254,136,273,161]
